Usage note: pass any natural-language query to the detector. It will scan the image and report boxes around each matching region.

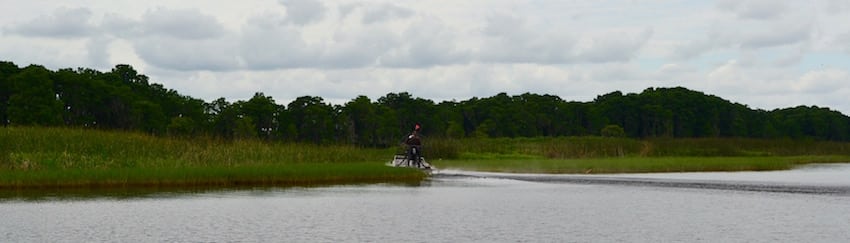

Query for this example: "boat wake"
[431,170,850,196]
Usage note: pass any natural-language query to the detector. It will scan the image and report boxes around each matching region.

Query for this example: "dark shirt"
[404,134,421,146]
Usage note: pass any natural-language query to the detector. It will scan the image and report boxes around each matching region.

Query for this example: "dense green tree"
[445,120,465,138]
[377,92,437,136]
[4,60,850,143]
[132,100,167,134]
[274,105,297,141]
[7,65,63,125]
[288,96,334,143]
[233,116,257,139]
[601,124,626,137]
[112,64,148,85]
[434,101,463,136]
[167,116,197,137]
[242,92,280,140]
[53,68,99,126]
[207,98,238,139]
[342,96,380,146]
[374,105,400,146]
[0,61,21,126]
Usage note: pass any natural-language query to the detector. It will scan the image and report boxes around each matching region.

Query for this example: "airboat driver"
[403,123,423,167]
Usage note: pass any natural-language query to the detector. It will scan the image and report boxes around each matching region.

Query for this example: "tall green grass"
[437,156,850,174]
[5,127,850,187]
[426,136,850,174]
[0,127,425,188]
[0,163,424,189]
[426,136,850,160]
[645,137,850,157]
[0,127,395,170]
[427,136,643,159]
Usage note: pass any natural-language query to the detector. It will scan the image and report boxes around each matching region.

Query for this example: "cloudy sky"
[2,0,849,113]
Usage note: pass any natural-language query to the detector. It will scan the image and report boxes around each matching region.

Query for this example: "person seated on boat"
[403,124,423,167]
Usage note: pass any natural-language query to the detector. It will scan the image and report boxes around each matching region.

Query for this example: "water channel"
[2,164,850,242]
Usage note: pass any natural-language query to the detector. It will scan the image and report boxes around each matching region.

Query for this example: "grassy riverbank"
[0,127,425,189]
[436,155,850,174]
[428,137,850,173]
[4,127,850,189]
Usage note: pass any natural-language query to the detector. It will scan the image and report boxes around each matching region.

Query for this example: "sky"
[1,0,850,114]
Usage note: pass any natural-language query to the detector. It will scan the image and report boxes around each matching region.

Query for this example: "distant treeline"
[2,61,850,145]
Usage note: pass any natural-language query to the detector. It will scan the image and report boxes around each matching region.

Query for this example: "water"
[2,164,850,242]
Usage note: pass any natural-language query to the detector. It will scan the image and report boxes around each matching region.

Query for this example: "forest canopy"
[2,61,850,145]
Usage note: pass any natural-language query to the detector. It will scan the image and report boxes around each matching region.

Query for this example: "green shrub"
[601,125,625,137]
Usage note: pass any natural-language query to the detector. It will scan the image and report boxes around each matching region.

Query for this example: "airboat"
[388,154,432,170]
[391,123,433,170]
[388,145,433,170]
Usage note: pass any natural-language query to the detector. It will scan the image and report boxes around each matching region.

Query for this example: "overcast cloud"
[1,0,849,114]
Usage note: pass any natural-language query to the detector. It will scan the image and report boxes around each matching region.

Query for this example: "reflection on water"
[1,165,850,242]
[608,163,850,185]
[0,181,426,202]
[438,163,850,195]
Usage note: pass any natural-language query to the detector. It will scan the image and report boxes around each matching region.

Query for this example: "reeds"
[437,156,836,174]
[0,127,396,170]
[427,137,643,159]
[428,136,850,174]
[427,136,850,160]
[0,163,426,189]
[0,127,424,188]
[644,137,850,157]
[4,127,850,186]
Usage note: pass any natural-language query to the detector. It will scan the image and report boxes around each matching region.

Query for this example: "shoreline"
[0,163,427,191]
[432,156,850,174]
[4,127,850,192]
[1,157,848,195]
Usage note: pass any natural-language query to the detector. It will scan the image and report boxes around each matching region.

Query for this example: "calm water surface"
[2,164,850,242]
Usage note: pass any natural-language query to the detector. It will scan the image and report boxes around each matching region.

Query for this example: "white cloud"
[316,18,397,69]
[139,8,226,40]
[0,37,90,69]
[360,3,414,24]
[716,0,787,20]
[239,14,319,69]
[707,59,744,86]
[826,0,850,15]
[379,16,470,67]
[5,7,95,38]
[476,14,652,65]
[101,13,142,38]
[280,0,327,25]
[741,22,811,49]
[836,32,850,54]
[133,36,240,71]
[2,0,850,115]
[478,13,577,64]
[670,39,716,60]
[86,36,112,69]
[575,28,653,63]
[772,43,809,67]
[659,63,696,76]
[795,69,849,93]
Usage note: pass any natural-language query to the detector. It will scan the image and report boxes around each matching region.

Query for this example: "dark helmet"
[414,123,421,132]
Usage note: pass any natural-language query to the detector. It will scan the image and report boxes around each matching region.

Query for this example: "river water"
[2,164,850,242]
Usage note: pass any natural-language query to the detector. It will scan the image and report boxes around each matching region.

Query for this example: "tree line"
[2,61,850,145]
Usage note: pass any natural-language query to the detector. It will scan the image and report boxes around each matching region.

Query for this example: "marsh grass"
[428,136,850,159]
[0,163,425,189]
[645,137,850,156]
[0,127,394,169]
[437,156,850,174]
[4,127,850,187]
[428,136,850,174]
[0,127,424,188]
[427,137,643,159]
